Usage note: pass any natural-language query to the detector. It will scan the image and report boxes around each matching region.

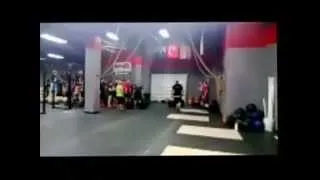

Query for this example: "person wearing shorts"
[116,81,125,110]
[172,81,183,109]
[134,85,143,108]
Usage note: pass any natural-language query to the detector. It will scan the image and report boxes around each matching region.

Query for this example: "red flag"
[167,44,179,59]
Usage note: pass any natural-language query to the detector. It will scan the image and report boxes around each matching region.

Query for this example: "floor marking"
[177,125,243,141]
[179,108,208,115]
[161,145,245,156]
[167,114,209,122]
[142,122,177,155]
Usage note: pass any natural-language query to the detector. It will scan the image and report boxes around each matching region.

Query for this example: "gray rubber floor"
[40,103,277,156]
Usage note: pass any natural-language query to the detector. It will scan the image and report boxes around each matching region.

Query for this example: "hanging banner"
[179,44,192,59]
[113,62,132,74]
[167,44,180,59]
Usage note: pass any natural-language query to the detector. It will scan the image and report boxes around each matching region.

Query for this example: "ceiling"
[40,22,226,65]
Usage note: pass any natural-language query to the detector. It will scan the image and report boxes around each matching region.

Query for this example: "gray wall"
[223,45,277,118]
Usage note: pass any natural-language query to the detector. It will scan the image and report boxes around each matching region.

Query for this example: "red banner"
[167,44,180,59]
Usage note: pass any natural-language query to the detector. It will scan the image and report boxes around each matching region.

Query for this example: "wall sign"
[113,62,132,74]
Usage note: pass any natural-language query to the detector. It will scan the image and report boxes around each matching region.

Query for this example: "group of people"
[100,79,143,110]
[43,71,84,106]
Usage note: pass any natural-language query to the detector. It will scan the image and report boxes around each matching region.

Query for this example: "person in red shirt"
[124,79,132,102]
[199,80,209,107]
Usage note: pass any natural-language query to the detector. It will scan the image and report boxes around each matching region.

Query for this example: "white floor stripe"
[177,125,243,141]
[166,114,209,122]
[179,108,208,115]
[161,145,245,156]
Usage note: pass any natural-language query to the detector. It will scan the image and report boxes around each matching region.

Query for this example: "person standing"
[116,80,125,110]
[107,81,115,108]
[199,80,209,107]
[134,85,143,108]
[123,79,130,103]
[100,79,107,107]
[172,81,183,109]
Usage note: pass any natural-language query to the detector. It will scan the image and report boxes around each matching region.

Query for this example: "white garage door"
[151,74,188,101]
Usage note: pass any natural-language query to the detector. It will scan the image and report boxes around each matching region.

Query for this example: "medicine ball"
[245,103,258,113]
[247,110,264,120]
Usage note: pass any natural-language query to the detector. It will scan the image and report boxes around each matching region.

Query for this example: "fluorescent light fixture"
[40,33,67,44]
[47,53,64,59]
[40,58,46,61]
[158,28,170,39]
[106,32,119,41]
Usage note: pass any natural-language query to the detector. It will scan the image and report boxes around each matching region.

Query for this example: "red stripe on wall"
[225,23,277,48]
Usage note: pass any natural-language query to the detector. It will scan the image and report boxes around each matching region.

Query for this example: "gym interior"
[40,22,278,156]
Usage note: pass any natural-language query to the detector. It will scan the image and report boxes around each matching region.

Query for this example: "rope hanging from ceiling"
[185,30,217,79]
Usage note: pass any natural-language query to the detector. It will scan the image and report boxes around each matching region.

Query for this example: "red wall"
[225,23,277,48]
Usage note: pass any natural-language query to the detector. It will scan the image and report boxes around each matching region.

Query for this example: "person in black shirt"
[172,81,183,108]
[107,81,115,108]
[134,85,143,108]
[100,79,107,106]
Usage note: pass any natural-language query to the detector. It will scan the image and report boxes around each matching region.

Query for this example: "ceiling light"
[158,28,170,39]
[106,32,119,41]
[40,33,68,44]
[47,53,64,59]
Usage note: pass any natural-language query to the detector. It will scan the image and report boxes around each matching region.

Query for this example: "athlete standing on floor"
[172,81,183,109]
[116,80,125,110]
